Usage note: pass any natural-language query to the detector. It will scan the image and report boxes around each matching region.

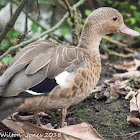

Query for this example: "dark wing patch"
[2,65,48,97]
[30,77,58,93]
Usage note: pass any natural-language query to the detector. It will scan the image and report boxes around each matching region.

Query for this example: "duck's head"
[79,7,139,50]
[85,7,140,36]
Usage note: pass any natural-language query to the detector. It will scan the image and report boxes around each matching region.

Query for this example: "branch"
[62,0,72,18]
[12,0,46,31]
[103,36,127,47]
[48,33,72,44]
[0,0,86,60]
[12,0,71,44]
[0,0,28,43]
[13,0,126,48]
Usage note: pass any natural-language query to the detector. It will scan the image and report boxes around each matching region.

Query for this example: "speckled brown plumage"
[18,50,101,112]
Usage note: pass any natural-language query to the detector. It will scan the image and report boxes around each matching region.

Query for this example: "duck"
[0,7,139,127]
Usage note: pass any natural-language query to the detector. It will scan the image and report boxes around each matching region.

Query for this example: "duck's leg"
[61,108,67,128]
[34,111,42,126]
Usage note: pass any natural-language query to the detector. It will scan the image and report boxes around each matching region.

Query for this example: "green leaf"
[130,5,137,10]
[1,55,13,64]
[82,19,86,23]
[84,9,92,16]
[41,28,45,33]
[112,1,119,7]
[125,13,131,17]
[67,18,73,27]
[134,27,140,33]
[107,0,113,4]
[0,0,10,5]
[31,23,38,33]
[38,0,56,6]
[60,28,69,36]
[134,27,140,39]
[120,2,129,9]
[6,30,20,45]
[7,30,20,38]
[134,11,140,18]
[0,40,9,50]
[130,18,136,25]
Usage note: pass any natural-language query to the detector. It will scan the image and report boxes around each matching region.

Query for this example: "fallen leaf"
[113,70,140,78]
[103,79,129,95]
[127,89,140,126]
[2,120,103,140]
[93,78,129,103]
[134,59,140,70]
[125,90,136,99]
[136,90,140,113]
[113,59,140,72]
[127,111,140,126]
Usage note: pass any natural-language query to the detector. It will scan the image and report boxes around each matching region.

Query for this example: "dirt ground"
[0,53,140,140]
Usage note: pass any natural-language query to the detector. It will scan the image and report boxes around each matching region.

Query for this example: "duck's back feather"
[0,41,85,97]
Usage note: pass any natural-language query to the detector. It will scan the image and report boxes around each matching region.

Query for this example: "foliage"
[38,0,56,6]
[0,29,21,64]
[0,0,10,6]
[67,18,73,27]
[84,9,92,16]
[96,0,140,33]
[0,0,140,65]
[1,54,13,64]
[60,28,69,36]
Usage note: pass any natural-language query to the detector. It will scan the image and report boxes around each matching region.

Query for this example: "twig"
[107,50,133,58]
[10,1,13,17]
[103,36,127,48]
[104,131,140,138]
[24,0,29,34]
[0,0,28,43]
[54,1,128,47]
[26,0,41,33]
[12,0,46,31]
[0,0,86,60]
[0,13,68,60]
[102,45,133,58]
[12,0,70,44]
[124,131,140,138]
[48,33,72,44]
[62,0,72,18]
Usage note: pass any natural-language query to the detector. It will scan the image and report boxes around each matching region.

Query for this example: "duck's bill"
[118,24,140,36]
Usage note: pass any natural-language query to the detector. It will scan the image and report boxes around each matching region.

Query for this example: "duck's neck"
[78,23,103,55]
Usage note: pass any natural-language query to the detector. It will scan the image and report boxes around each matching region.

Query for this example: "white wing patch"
[25,90,44,95]
[55,71,73,88]
[26,71,74,95]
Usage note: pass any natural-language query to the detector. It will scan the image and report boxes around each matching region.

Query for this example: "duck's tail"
[0,97,24,121]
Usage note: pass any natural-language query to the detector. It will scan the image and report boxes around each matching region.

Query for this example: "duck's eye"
[112,16,117,21]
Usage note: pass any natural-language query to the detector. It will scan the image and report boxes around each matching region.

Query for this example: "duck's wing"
[0,41,55,96]
[0,41,85,97]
